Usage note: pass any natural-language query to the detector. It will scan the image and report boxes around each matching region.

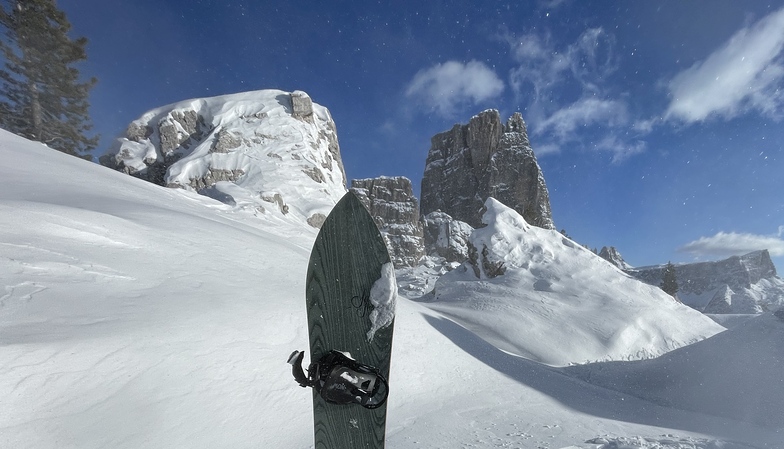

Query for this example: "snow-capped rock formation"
[629,250,784,314]
[100,89,346,228]
[420,110,554,230]
[350,176,424,268]
[424,198,724,366]
[599,246,633,270]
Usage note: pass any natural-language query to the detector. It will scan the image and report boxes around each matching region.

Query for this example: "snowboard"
[305,191,396,448]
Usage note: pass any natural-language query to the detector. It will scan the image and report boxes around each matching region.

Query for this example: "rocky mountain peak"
[599,246,633,270]
[504,112,529,142]
[420,109,554,230]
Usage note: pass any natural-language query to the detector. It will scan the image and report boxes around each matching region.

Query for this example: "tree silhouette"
[660,261,679,297]
[0,0,97,157]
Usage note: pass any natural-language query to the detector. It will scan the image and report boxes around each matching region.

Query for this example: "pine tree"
[660,261,679,297]
[0,0,97,157]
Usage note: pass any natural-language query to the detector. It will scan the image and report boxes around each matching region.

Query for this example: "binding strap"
[288,350,389,409]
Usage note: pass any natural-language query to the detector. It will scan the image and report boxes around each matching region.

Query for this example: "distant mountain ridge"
[628,250,784,314]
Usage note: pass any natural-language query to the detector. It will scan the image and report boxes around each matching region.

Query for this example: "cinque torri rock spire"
[420,109,554,230]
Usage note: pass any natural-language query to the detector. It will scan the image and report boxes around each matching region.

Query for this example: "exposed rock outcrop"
[290,90,314,122]
[420,109,554,230]
[421,211,473,264]
[100,89,347,229]
[599,246,633,270]
[350,176,424,268]
[628,250,784,314]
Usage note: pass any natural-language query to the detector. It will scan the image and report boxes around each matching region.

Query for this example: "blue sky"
[61,0,784,269]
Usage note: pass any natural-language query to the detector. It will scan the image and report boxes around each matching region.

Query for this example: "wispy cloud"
[506,32,570,105]
[594,136,647,164]
[405,60,504,117]
[505,27,618,110]
[537,98,628,139]
[567,28,619,94]
[502,28,637,160]
[678,229,784,258]
[539,0,569,9]
[665,7,784,123]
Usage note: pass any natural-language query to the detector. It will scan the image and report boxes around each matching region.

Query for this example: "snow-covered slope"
[422,199,725,366]
[101,89,347,229]
[2,131,782,448]
[565,311,784,429]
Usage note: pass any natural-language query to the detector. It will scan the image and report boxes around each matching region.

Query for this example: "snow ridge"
[423,198,724,366]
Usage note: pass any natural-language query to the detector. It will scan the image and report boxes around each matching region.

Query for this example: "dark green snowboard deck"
[305,191,395,449]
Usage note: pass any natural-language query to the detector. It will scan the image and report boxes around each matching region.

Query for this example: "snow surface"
[565,312,784,429]
[1,130,782,448]
[421,199,725,366]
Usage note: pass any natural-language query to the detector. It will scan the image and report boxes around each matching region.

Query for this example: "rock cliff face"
[629,250,784,314]
[100,89,347,228]
[421,211,473,264]
[599,246,632,270]
[350,176,423,268]
[420,109,554,230]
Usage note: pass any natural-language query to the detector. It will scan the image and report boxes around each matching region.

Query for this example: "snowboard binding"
[288,350,389,409]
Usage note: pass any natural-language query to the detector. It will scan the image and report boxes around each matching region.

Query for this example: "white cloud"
[632,117,660,134]
[502,28,641,163]
[405,60,504,117]
[506,27,616,104]
[678,230,784,258]
[539,0,569,8]
[567,28,618,93]
[536,97,628,139]
[595,136,647,164]
[533,142,561,156]
[665,7,784,123]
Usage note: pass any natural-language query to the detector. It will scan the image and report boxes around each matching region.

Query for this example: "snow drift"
[565,311,784,429]
[423,198,725,366]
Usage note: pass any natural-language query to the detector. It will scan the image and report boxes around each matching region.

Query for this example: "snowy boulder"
[290,90,314,120]
[422,210,473,264]
[101,89,347,229]
[425,198,725,366]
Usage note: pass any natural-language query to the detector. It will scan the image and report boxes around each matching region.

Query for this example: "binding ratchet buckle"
[287,349,389,409]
